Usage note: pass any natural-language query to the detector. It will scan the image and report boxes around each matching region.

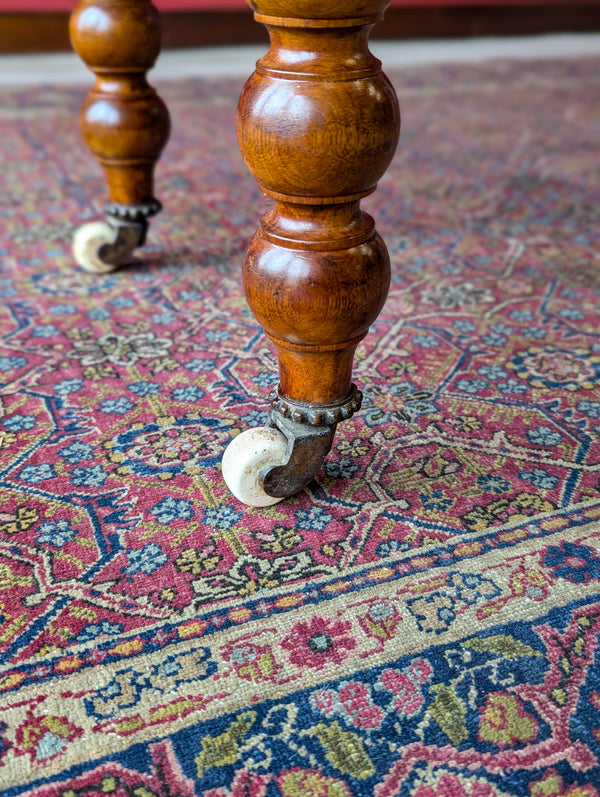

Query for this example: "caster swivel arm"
[222,0,400,507]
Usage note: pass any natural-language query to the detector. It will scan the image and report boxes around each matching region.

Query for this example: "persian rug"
[1,54,600,796]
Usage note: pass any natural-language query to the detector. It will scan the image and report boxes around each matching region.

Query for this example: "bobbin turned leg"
[69,0,170,273]
[222,1,400,506]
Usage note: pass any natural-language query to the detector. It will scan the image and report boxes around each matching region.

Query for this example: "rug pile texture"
[1,56,600,796]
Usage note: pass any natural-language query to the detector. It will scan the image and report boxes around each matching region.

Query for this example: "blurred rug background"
[1,56,600,796]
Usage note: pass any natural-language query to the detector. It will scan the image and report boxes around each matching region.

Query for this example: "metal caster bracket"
[259,384,363,499]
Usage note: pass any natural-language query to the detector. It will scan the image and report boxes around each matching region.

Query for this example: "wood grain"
[69,0,170,208]
[238,0,400,406]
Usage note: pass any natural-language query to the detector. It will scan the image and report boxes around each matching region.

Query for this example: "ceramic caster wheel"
[72,221,141,273]
[222,427,289,507]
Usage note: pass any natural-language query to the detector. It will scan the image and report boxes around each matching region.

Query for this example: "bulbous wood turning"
[69,0,170,270]
[223,0,400,504]
[238,0,400,408]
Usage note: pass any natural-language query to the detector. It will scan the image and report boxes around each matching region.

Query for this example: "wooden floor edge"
[1,6,599,55]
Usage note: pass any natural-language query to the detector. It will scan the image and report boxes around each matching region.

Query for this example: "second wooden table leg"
[223,1,400,506]
[69,0,170,273]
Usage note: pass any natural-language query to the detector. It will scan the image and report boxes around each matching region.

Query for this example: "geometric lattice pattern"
[1,57,599,795]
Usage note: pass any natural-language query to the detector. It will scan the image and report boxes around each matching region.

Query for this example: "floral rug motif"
[1,56,600,796]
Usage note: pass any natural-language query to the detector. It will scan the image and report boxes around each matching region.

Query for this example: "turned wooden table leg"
[69,0,170,273]
[222,0,400,506]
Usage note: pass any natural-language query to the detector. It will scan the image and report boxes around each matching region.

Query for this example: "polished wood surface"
[238,0,400,408]
[69,0,170,208]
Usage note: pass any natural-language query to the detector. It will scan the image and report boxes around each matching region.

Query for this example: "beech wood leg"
[222,0,400,506]
[69,0,170,272]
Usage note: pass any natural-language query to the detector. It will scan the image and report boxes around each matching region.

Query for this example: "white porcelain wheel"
[222,427,289,507]
[72,221,140,273]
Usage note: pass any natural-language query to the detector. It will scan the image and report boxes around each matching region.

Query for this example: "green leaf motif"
[195,711,256,777]
[314,721,376,780]
[428,683,468,745]
[464,634,542,659]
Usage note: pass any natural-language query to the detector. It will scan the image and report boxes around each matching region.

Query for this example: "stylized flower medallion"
[106,415,229,478]
[282,616,357,670]
[510,347,600,391]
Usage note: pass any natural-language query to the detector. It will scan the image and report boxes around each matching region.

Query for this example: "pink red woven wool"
[1,57,600,796]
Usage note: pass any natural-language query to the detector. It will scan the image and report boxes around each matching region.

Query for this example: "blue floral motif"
[519,468,559,490]
[20,464,55,484]
[55,378,84,395]
[407,572,501,633]
[205,329,230,342]
[128,381,160,397]
[125,543,168,575]
[0,356,27,372]
[151,497,194,524]
[542,541,600,584]
[455,379,488,394]
[151,311,177,324]
[440,263,463,275]
[560,308,584,320]
[178,290,201,302]
[240,409,267,427]
[203,506,242,529]
[37,519,77,547]
[413,334,438,348]
[109,297,135,308]
[0,279,17,298]
[71,465,107,487]
[453,320,476,333]
[297,506,334,531]
[522,326,547,340]
[577,401,600,418]
[481,333,507,347]
[498,379,528,395]
[49,304,77,315]
[420,489,453,511]
[18,257,43,267]
[87,308,111,320]
[99,397,134,415]
[252,371,278,388]
[2,414,36,431]
[477,365,507,380]
[171,385,205,402]
[510,310,534,322]
[35,734,68,760]
[477,474,511,494]
[376,539,411,557]
[404,255,429,274]
[324,458,360,479]
[155,658,182,678]
[59,441,93,463]
[31,325,58,338]
[229,644,256,665]
[78,621,124,642]
[527,427,562,446]
[186,358,217,373]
